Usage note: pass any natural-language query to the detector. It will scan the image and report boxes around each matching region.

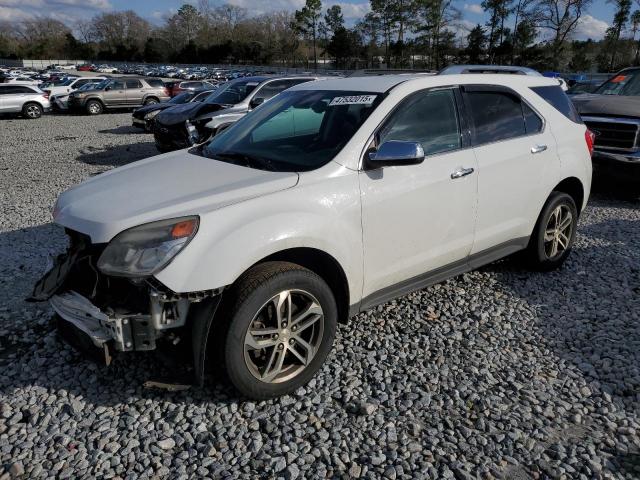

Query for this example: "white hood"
[54,149,299,243]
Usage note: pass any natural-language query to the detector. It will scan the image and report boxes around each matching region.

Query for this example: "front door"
[103,79,126,106]
[359,88,478,303]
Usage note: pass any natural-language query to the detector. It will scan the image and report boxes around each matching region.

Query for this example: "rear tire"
[22,102,43,119]
[85,100,103,115]
[524,192,578,271]
[215,262,337,400]
[144,97,159,106]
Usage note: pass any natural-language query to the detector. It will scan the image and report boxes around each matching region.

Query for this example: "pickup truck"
[572,67,640,189]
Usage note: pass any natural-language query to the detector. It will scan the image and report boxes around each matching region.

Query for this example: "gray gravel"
[1,112,639,479]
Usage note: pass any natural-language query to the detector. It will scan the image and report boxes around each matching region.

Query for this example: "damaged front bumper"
[50,290,190,353]
[30,228,223,383]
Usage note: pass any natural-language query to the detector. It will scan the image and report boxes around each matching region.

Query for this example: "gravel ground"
[0,112,639,480]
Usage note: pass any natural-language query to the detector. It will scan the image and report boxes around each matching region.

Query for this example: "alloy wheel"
[25,105,40,118]
[88,102,101,114]
[244,289,324,384]
[544,204,573,259]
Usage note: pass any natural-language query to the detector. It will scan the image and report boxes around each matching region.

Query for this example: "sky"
[0,0,616,42]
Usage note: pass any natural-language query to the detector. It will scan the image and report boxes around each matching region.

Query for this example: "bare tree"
[535,0,593,68]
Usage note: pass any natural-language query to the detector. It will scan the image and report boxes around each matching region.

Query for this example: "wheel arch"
[552,177,585,213]
[254,247,351,324]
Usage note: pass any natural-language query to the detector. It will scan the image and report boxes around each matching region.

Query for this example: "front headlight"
[97,216,199,277]
[145,109,161,120]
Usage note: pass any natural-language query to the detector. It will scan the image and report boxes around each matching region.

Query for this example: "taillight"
[42,92,49,99]
[585,129,595,156]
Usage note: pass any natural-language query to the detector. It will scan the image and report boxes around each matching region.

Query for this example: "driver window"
[378,89,461,156]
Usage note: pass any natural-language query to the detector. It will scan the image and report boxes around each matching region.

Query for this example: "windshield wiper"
[211,151,277,171]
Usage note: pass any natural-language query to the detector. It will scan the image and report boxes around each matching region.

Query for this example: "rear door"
[462,85,560,254]
[125,79,144,105]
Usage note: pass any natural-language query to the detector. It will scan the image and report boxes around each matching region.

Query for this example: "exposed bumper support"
[51,291,113,347]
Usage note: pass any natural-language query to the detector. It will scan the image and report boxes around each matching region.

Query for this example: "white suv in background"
[0,84,51,119]
[32,74,592,399]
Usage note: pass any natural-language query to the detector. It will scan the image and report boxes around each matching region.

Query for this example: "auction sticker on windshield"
[329,95,377,106]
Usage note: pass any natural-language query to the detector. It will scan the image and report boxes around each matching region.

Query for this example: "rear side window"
[466,91,525,144]
[146,79,164,88]
[531,85,582,123]
[523,104,543,133]
[126,80,142,89]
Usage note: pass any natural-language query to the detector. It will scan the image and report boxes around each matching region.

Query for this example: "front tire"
[525,192,578,271]
[22,102,43,119]
[85,100,103,115]
[219,262,337,399]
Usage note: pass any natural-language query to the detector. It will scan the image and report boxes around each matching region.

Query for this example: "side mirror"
[250,97,264,109]
[104,86,111,91]
[367,140,425,167]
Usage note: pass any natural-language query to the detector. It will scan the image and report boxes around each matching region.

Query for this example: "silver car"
[0,84,51,119]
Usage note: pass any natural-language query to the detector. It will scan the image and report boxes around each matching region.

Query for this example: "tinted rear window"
[467,91,526,144]
[531,86,582,123]
[146,79,164,88]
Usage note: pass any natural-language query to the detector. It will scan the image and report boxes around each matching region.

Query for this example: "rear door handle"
[531,144,547,154]
[450,167,474,179]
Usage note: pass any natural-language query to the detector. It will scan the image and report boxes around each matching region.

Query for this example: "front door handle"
[531,144,547,154]
[451,167,474,179]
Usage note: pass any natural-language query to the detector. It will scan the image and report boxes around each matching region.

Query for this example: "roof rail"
[347,69,436,77]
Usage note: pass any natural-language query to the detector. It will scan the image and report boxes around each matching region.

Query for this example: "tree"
[369,0,398,66]
[510,0,537,63]
[324,5,344,34]
[631,9,640,63]
[176,4,201,44]
[482,0,513,63]
[413,0,461,69]
[465,24,487,63]
[294,0,323,69]
[535,0,593,69]
[606,0,632,69]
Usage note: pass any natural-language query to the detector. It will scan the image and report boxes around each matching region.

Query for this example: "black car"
[153,76,318,152]
[132,88,216,132]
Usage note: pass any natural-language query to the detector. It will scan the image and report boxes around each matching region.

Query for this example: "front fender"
[154,170,363,305]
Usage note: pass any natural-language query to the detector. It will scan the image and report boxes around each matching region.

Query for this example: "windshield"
[91,79,110,90]
[205,79,260,105]
[60,78,75,86]
[596,70,640,95]
[78,83,98,91]
[202,90,382,172]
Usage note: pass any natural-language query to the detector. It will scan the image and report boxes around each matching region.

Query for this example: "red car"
[77,65,95,72]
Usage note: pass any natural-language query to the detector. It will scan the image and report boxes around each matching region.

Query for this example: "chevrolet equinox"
[32,74,593,399]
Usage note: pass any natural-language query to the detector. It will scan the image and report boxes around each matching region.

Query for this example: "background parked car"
[0,84,50,119]
[52,82,102,111]
[67,77,170,115]
[132,87,216,132]
[153,76,319,152]
[168,80,217,97]
[572,66,640,190]
[44,76,105,98]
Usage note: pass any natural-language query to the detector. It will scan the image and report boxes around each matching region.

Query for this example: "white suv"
[32,74,592,399]
[0,84,51,118]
